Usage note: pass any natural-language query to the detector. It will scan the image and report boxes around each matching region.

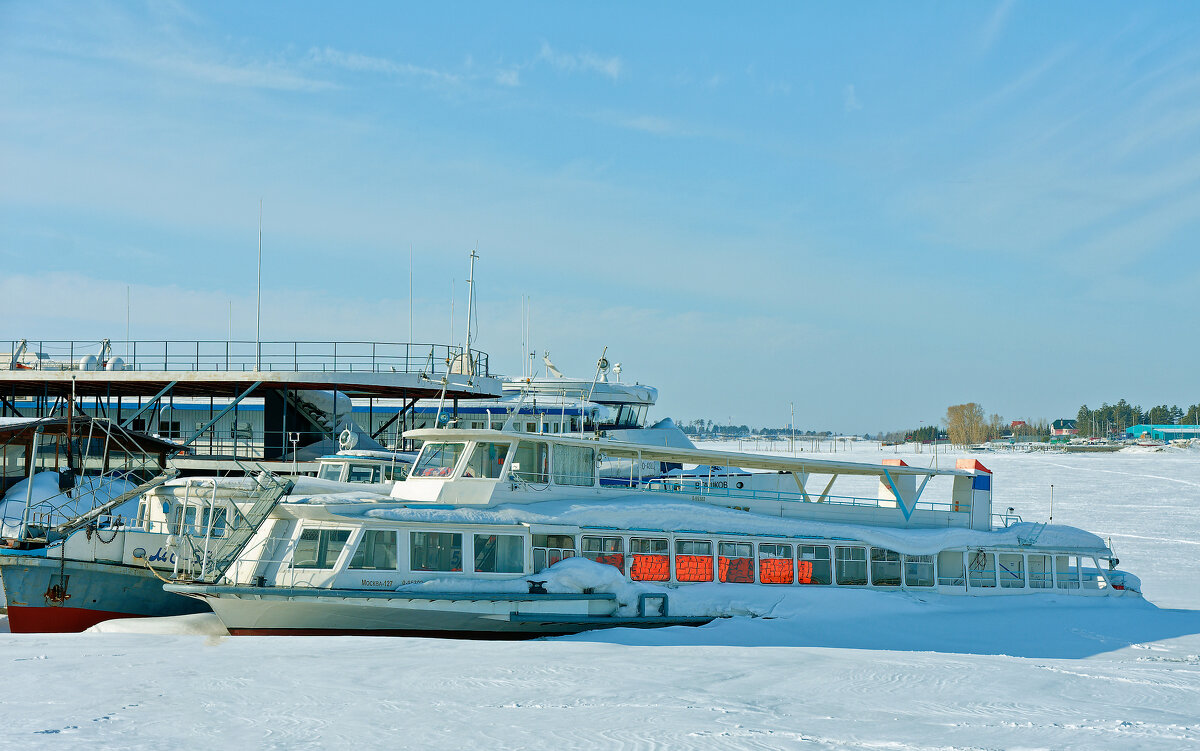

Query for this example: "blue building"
[1125,424,1200,441]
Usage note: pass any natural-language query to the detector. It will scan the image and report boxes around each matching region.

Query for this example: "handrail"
[637,478,965,514]
[0,340,490,378]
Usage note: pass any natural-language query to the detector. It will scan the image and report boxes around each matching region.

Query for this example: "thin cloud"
[980,0,1016,53]
[615,114,678,135]
[537,41,623,80]
[307,47,461,86]
[843,84,862,112]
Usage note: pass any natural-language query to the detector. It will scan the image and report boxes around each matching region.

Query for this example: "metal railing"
[2,340,489,377]
[638,478,965,515]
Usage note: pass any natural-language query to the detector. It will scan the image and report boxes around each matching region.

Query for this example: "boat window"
[629,537,670,581]
[511,441,549,483]
[834,546,868,585]
[903,555,934,587]
[293,528,352,569]
[937,551,965,586]
[347,464,381,484]
[967,551,997,588]
[317,462,344,481]
[532,534,575,571]
[410,531,463,572]
[349,530,398,570]
[758,543,793,584]
[674,539,714,582]
[798,545,832,585]
[464,442,510,479]
[598,450,641,489]
[581,535,624,570]
[1027,554,1052,588]
[473,534,524,573]
[870,548,902,586]
[553,445,595,486]
[1055,555,1080,589]
[718,542,755,583]
[412,443,467,478]
[181,506,227,538]
[998,553,1025,588]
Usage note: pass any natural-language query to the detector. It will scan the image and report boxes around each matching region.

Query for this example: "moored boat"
[165,428,1139,638]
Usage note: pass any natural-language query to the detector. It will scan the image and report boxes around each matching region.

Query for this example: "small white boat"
[165,428,1139,638]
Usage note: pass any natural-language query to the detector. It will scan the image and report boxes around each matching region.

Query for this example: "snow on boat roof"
[404,427,978,478]
[348,496,1108,556]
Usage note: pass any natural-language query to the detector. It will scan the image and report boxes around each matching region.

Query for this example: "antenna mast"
[465,247,477,363]
[255,198,262,371]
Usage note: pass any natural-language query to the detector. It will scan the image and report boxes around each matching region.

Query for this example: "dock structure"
[0,339,501,460]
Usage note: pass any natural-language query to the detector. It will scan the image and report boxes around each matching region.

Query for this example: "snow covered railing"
[637,479,962,514]
[2,339,490,377]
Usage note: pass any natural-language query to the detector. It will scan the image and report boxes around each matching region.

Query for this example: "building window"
[410,531,463,572]
[629,538,670,581]
[581,536,624,570]
[834,546,867,585]
[349,530,398,570]
[870,548,902,586]
[293,528,351,569]
[473,534,524,573]
[758,543,793,584]
[674,539,713,582]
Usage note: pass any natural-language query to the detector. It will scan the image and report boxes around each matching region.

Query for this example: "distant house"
[1051,419,1077,436]
[1010,420,1026,428]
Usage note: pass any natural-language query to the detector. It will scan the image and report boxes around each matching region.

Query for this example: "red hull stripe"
[5,605,143,634]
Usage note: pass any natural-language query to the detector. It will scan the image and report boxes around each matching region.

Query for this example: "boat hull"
[165,584,711,638]
[0,553,208,633]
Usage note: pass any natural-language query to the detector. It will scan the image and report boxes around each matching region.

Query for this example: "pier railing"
[2,340,489,378]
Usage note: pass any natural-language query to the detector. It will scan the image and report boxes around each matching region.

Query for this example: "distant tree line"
[1076,400,1200,437]
[676,418,834,438]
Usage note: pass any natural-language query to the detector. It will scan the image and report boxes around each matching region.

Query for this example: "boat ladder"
[181,471,294,583]
[1017,522,1047,546]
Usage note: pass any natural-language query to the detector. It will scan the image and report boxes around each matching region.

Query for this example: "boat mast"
[464,248,477,372]
[255,198,262,372]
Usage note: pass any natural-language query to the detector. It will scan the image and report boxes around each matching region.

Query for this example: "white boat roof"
[404,427,979,478]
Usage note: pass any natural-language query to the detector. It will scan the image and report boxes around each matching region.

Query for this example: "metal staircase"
[284,390,338,440]
[186,472,294,583]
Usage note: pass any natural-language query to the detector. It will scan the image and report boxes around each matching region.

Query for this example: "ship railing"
[1,339,490,378]
[636,479,963,514]
[992,511,1024,528]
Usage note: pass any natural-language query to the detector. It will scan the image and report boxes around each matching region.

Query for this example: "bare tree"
[945,403,986,446]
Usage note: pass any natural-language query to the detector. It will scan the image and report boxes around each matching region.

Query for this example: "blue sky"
[2,1,1199,432]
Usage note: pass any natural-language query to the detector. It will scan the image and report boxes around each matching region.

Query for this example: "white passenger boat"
[165,428,1139,637]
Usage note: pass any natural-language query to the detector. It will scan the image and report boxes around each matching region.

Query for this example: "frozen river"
[2,444,1198,749]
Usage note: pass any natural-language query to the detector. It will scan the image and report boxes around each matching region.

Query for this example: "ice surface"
[1,444,1198,749]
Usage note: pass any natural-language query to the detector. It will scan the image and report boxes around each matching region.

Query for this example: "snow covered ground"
[2,443,1199,749]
